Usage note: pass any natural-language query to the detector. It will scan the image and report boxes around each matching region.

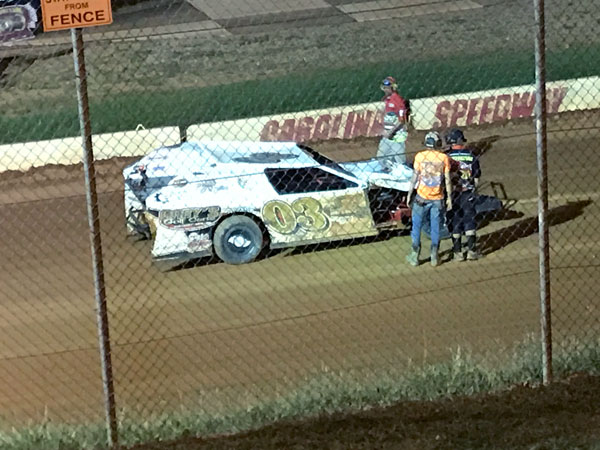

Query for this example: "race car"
[123,141,502,268]
[123,141,417,267]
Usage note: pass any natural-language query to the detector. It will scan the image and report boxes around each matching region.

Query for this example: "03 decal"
[262,198,330,234]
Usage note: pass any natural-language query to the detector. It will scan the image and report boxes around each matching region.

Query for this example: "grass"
[0,335,598,450]
[1,44,600,145]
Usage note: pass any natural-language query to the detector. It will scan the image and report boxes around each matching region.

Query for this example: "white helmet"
[424,131,442,149]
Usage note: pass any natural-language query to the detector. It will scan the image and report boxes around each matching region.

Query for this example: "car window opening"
[265,167,358,194]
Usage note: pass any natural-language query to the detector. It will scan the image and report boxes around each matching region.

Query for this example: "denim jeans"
[411,198,443,249]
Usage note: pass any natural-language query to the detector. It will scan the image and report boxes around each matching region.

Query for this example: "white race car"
[123,141,414,268]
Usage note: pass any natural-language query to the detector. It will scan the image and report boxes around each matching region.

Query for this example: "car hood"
[340,160,413,192]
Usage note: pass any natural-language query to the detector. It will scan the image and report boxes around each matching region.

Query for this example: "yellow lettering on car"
[262,198,330,234]
[261,200,297,234]
[291,197,329,231]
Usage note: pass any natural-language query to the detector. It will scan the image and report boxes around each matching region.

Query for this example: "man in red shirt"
[378,76,408,171]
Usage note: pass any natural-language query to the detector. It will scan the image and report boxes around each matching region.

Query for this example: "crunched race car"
[123,141,502,268]
[124,141,415,267]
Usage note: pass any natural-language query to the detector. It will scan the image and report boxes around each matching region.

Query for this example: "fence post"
[71,27,119,447]
[533,0,553,384]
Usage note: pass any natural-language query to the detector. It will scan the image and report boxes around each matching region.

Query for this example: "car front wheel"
[213,215,264,264]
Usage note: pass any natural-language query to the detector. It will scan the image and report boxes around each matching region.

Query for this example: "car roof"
[192,141,317,166]
[130,141,323,176]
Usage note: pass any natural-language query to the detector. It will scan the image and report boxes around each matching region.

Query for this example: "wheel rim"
[225,228,255,254]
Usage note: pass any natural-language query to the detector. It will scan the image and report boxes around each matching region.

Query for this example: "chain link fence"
[0,0,598,446]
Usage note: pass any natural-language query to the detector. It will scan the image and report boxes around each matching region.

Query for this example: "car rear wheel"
[213,215,264,264]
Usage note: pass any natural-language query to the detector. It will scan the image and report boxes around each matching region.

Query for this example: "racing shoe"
[466,250,480,261]
[430,246,439,267]
[406,249,420,267]
[453,252,466,262]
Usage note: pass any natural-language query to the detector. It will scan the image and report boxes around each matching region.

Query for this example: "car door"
[262,166,378,248]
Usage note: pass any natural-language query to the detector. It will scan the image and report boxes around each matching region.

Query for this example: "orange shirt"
[413,149,451,201]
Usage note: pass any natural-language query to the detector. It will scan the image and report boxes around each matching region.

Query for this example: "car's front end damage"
[143,173,268,269]
[124,164,152,239]
[122,142,215,239]
[143,200,224,262]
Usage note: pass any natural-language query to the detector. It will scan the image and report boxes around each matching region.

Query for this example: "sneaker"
[466,250,479,261]
[406,251,419,266]
[453,252,466,262]
[430,245,439,267]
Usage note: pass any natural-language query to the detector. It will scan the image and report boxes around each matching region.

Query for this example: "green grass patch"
[1,43,599,145]
[0,335,599,450]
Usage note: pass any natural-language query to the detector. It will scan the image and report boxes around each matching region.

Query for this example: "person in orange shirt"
[406,131,453,267]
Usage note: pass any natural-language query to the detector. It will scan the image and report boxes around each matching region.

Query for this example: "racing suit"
[447,145,481,259]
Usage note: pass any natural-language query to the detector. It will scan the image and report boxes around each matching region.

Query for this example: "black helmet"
[446,128,467,145]
[424,131,442,149]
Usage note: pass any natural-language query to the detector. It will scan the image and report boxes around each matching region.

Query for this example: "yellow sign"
[41,0,112,31]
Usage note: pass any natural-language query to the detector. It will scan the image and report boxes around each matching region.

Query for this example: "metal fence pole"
[533,0,553,384]
[70,27,119,447]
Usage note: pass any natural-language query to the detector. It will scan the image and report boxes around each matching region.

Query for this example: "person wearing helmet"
[406,131,453,267]
[377,76,408,171]
[444,128,481,261]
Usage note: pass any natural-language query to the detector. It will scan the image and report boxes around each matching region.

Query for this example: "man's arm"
[385,117,406,139]
[472,156,482,190]
[407,171,418,206]
[386,121,406,139]
[444,156,453,210]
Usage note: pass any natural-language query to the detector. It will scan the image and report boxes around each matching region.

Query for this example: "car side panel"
[262,189,378,248]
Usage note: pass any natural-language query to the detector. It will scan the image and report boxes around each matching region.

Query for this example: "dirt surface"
[0,111,599,433]
[129,373,600,449]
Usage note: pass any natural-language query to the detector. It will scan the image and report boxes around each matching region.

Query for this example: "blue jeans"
[411,198,443,250]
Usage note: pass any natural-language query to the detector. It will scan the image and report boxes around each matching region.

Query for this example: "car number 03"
[262,198,329,234]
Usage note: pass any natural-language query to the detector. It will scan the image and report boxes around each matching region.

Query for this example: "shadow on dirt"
[169,196,537,272]
[276,228,411,258]
[476,205,525,230]
[172,228,411,271]
[478,199,592,256]
[469,134,502,158]
[172,200,589,271]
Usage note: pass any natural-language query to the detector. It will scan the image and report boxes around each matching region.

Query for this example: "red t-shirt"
[383,92,407,122]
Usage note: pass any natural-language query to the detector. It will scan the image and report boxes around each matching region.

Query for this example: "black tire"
[213,215,264,265]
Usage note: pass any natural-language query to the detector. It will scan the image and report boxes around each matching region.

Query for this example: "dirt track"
[0,113,599,426]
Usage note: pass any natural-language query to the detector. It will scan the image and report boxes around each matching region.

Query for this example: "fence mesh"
[543,0,600,361]
[0,0,598,444]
